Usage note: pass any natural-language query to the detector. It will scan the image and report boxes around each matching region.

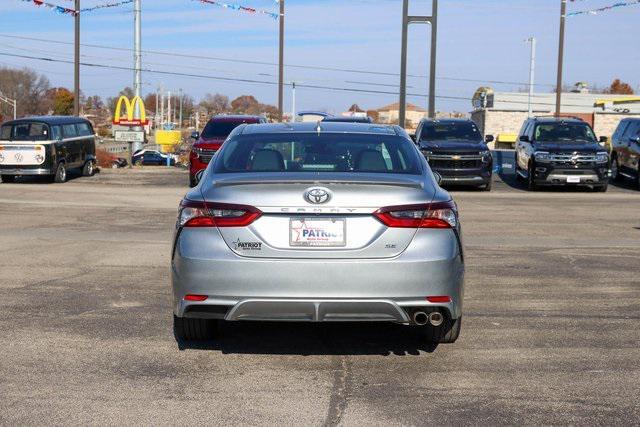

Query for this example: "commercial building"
[470,87,640,147]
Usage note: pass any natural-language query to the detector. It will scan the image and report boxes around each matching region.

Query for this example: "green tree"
[44,87,74,115]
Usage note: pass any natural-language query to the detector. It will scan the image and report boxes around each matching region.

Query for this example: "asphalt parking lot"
[1,168,639,425]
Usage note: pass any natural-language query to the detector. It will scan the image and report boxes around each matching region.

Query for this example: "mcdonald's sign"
[113,95,148,126]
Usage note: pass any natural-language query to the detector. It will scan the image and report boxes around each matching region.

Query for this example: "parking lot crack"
[323,355,352,427]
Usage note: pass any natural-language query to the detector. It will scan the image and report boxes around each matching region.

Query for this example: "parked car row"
[413,116,640,193]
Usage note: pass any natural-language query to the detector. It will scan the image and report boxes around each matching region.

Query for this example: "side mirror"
[433,171,443,186]
[519,135,530,142]
[190,131,200,140]
[485,134,495,143]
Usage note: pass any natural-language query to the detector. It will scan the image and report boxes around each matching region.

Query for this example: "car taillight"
[178,200,261,228]
[374,200,457,228]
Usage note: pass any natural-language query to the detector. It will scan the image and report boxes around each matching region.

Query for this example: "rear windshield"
[213,133,421,175]
[0,122,51,141]
[421,122,481,142]
[202,120,254,139]
[534,123,596,143]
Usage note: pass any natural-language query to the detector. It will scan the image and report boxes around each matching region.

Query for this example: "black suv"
[610,118,640,189]
[515,117,609,191]
[414,118,494,190]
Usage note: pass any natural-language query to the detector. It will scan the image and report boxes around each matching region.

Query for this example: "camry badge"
[304,187,331,204]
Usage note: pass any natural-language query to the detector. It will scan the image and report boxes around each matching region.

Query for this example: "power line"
[0,33,556,87]
[0,50,463,100]
[0,50,600,109]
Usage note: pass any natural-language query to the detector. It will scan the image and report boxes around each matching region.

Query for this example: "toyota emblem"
[304,187,331,204]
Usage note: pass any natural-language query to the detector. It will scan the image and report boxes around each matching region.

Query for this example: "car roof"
[322,116,373,123]
[529,117,585,124]
[420,118,473,124]
[1,116,91,126]
[209,114,264,123]
[239,121,400,136]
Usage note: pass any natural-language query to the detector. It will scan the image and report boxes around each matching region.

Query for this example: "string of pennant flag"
[19,0,134,16]
[194,0,280,20]
[19,0,280,19]
[567,0,640,17]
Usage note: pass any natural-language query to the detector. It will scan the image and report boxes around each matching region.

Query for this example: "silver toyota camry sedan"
[172,122,464,345]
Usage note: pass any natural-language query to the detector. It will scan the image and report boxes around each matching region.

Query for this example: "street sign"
[114,130,145,143]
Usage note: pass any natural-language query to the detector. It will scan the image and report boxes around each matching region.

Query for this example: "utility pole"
[278,0,285,122]
[555,0,567,117]
[291,82,296,122]
[167,91,172,127]
[526,37,536,117]
[399,0,438,127]
[155,87,159,128]
[133,0,142,119]
[73,0,80,116]
[179,88,183,129]
[159,86,164,128]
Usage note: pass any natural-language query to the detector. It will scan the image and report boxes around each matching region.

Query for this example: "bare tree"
[0,66,50,118]
[199,93,230,115]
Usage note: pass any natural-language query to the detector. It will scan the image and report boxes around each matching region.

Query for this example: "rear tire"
[420,315,462,344]
[189,176,197,188]
[82,160,95,177]
[173,316,217,341]
[595,183,608,192]
[481,178,492,191]
[53,162,67,183]
[1,175,16,183]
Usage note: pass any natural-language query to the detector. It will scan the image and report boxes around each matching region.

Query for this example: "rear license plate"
[566,176,581,183]
[290,218,346,247]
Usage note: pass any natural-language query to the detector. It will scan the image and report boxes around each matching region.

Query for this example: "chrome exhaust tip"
[428,311,444,327]
[412,311,429,326]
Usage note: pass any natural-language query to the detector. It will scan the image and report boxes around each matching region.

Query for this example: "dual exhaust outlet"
[412,311,444,327]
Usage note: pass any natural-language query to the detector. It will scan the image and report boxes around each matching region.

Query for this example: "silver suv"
[172,122,464,345]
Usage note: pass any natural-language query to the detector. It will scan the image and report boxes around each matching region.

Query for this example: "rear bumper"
[171,228,465,322]
[181,297,458,323]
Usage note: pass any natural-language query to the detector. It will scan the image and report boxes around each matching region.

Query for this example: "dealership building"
[470,88,640,148]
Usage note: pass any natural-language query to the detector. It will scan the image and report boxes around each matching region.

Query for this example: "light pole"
[73,0,80,116]
[399,0,438,127]
[526,37,536,117]
[0,93,17,120]
[555,0,567,117]
[278,0,285,122]
[291,82,296,123]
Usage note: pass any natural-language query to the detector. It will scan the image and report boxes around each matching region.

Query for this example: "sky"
[0,0,639,115]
